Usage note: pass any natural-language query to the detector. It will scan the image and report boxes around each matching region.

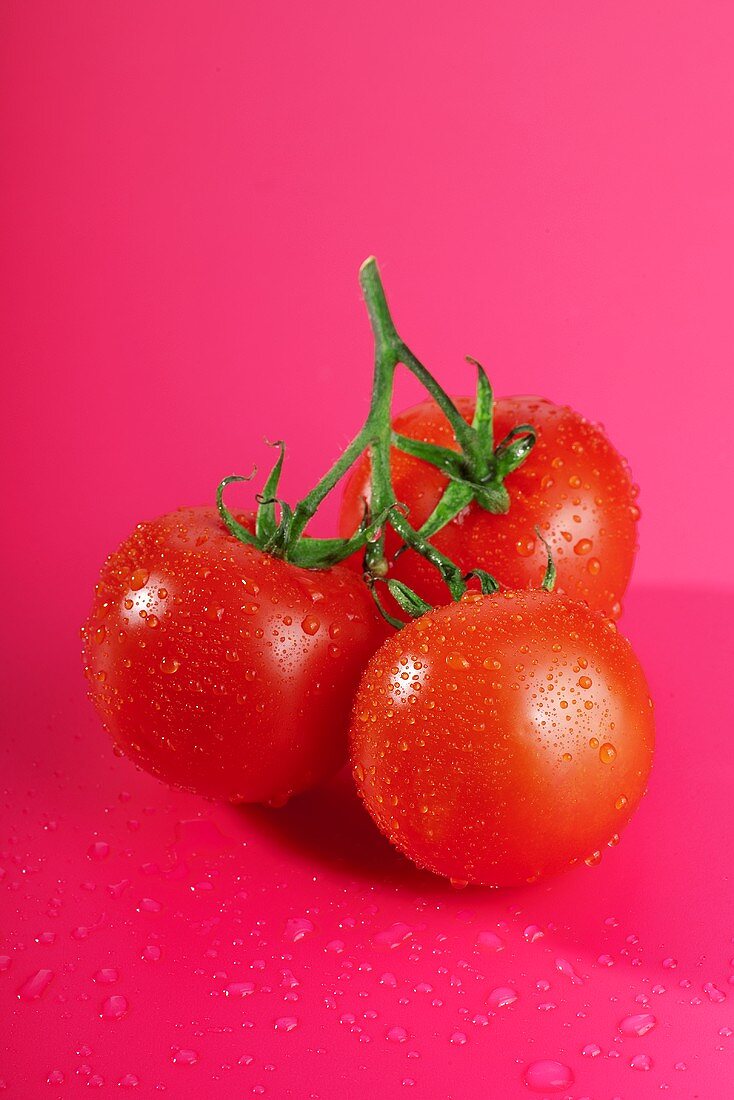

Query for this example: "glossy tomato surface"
[82,506,387,804]
[350,589,654,886]
[340,396,639,618]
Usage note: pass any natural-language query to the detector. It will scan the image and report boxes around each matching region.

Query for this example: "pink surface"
[2,2,733,1096]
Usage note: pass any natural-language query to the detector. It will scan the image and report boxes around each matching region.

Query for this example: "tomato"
[339,396,639,618]
[82,506,387,804]
[350,589,654,886]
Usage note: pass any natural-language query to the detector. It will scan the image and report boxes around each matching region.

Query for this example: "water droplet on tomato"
[301,615,321,636]
[574,539,593,555]
[129,569,149,591]
[160,657,180,675]
[599,742,617,764]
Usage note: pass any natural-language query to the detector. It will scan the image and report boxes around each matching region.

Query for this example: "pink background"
[2,2,733,1097]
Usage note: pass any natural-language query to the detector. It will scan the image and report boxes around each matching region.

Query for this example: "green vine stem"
[217,256,538,619]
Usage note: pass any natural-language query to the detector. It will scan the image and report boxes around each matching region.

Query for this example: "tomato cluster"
[82,258,654,887]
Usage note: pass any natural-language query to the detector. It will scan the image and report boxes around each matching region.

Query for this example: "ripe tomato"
[350,589,654,886]
[82,506,387,804]
[339,396,639,618]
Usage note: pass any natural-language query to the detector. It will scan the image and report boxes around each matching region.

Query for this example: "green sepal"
[387,579,433,619]
[369,580,407,630]
[392,433,467,479]
[535,526,557,592]
[467,357,494,458]
[255,441,285,543]
[464,568,500,595]
[216,472,260,547]
[494,425,536,479]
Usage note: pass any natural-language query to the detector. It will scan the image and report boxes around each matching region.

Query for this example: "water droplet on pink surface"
[284,917,314,942]
[387,1026,408,1043]
[477,930,505,951]
[582,1043,602,1057]
[94,968,119,984]
[487,986,518,1009]
[619,1012,656,1037]
[47,1070,64,1085]
[17,968,53,1001]
[523,1060,574,1092]
[555,957,583,984]
[137,897,161,912]
[141,944,161,962]
[171,1049,198,1065]
[274,1016,298,1032]
[662,956,678,968]
[118,1074,140,1088]
[0,957,10,972]
[101,994,128,1020]
[704,981,726,1003]
[449,1030,467,1045]
[225,982,255,997]
[630,1053,653,1071]
[374,922,413,948]
[87,841,110,860]
[523,925,544,943]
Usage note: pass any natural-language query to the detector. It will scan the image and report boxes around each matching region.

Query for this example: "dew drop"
[523,1060,574,1093]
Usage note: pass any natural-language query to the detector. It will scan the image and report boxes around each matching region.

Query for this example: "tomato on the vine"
[350,588,654,886]
[340,396,639,618]
[82,506,387,804]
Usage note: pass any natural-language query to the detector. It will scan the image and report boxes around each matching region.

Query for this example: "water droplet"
[374,922,413,949]
[487,986,518,1009]
[87,841,110,860]
[274,1016,298,1032]
[284,917,314,942]
[300,615,321,636]
[524,925,544,943]
[387,1026,408,1043]
[555,958,583,984]
[619,1013,656,1037]
[523,1060,574,1093]
[171,1049,198,1066]
[101,994,128,1020]
[630,1053,652,1071]
[129,569,149,591]
[17,969,53,1001]
[445,652,470,671]
[599,742,617,764]
[93,968,119,984]
[477,930,505,951]
[704,981,726,1003]
[160,656,180,675]
[574,539,593,555]
[450,1030,467,1045]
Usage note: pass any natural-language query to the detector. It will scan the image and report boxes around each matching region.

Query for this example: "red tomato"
[350,589,654,886]
[82,507,387,804]
[340,396,639,618]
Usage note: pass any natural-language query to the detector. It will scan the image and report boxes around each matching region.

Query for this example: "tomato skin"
[339,396,639,618]
[350,590,654,886]
[82,507,387,804]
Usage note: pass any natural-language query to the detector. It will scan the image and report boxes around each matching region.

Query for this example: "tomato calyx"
[214,256,539,620]
[393,358,536,537]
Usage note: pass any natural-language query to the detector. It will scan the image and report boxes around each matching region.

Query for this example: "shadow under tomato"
[233,769,442,888]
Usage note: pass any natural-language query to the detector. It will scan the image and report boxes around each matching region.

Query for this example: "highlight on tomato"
[350,586,655,886]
